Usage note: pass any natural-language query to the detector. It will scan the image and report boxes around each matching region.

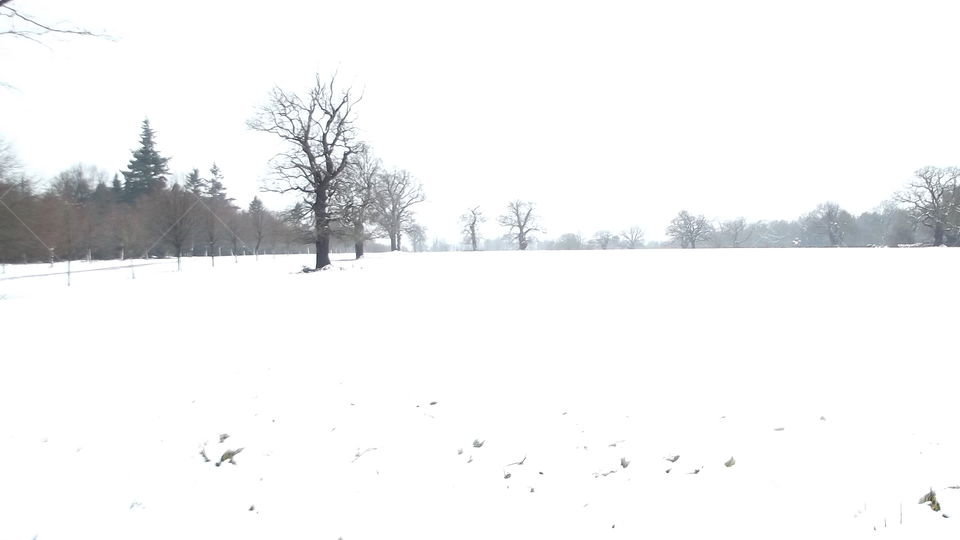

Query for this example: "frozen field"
[1,249,958,540]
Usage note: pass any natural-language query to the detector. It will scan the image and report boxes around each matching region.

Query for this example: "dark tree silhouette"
[498,200,541,250]
[248,74,360,269]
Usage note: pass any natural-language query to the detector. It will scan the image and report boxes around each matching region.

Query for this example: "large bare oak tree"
[248,74,360,269]
[666,210,713,249]
[498,200,541,250]
[896,166,960,246]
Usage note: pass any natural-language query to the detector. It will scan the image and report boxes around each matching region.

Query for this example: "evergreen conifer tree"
[110,173,123,199]
[184,168,206,196]
[121,119,170,201]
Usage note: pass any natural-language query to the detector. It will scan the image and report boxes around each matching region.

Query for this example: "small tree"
[554,232,584,250]
[801,202,854,247]
[717,218,750,248]
[184,168,206,197]
[460,206,484,251]
[666,210,713,248]
[406,222,427,252]
[248,196,266,257]
[373,170,425,251]
[620,226,644,249]
[498,200,541,250]
[592,230,615,250]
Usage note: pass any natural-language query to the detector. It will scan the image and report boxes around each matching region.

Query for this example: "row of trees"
[247,75,426,269]
[658,166,958,249]
[0,126,308,266]
[449,165,958,252]
[1,111,428,266]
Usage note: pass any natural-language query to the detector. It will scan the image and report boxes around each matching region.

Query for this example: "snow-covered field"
[1,249,958,540]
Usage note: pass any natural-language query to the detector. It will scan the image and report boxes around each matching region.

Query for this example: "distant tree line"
[450,167,958,252]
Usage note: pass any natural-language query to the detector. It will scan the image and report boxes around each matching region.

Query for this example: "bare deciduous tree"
[406,222,427,252]
[666,210,713,249]
[802,202,853,247]
[896,166,960,246]
[717,217,750,248]
[460,206,484,251]
[374,170,425,251]
[498,200,541,250]
[152,184,199,270]
[592,230,615,250]
[333,145,381,259]
[620,226,644,249]
[1,1,99,43]
[248,74,360,269]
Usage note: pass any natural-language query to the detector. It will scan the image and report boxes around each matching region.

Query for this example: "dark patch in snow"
[773,427,785,431]
[919,489,941,512]
[473,439,484,448]
[665,455,680,463]
[219,433,230,443]
[506,455,526,467]
[217,448,243,466]
[725,456,736,467]
[429,401,437,405]
[620,457,630,468]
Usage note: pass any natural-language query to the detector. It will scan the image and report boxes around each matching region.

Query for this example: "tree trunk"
[389,234,397,251]
[354,240,364,259]
[934,222,945,246]
[315,234,331,269]
[395,232,402,252]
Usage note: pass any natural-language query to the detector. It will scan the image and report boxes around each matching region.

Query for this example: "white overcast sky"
[3,0,960,242]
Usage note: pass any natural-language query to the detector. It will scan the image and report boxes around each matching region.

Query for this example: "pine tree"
[110,173,123,198]
[184,168,206,196]
[121,118,170,201]
[206,163,229,202]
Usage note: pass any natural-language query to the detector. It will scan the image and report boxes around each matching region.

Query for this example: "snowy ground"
[1,249,958,540]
